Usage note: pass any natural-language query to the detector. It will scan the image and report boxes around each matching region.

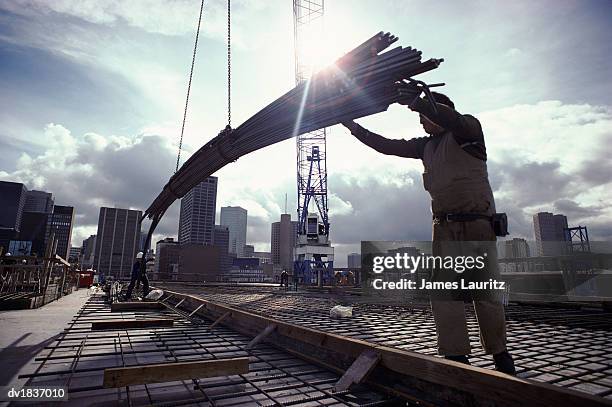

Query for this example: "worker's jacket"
[349,99,495,217]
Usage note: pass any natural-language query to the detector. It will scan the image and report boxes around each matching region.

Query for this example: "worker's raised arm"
[410,98,483,142]
[341,121,427,159]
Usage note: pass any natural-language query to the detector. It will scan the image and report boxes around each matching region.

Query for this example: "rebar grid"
[158,284,612,399]
[18,294,401,406]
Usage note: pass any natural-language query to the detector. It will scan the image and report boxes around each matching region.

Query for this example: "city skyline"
[0,1,610,266]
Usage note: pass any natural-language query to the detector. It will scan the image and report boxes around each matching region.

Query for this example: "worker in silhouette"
[342,87,516,375]
[125,251,149,300]
[280,269,289,288]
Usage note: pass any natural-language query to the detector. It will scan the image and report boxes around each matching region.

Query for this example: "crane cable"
[175,0,205,173]
[227,0,231,128]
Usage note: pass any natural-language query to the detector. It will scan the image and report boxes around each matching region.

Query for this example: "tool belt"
[433,212,509,236]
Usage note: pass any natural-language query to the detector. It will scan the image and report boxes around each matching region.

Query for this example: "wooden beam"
[160,289,612,407]
[111,302,164,312]
[103,357,249,388]
[92,318,174,330]
[246,323,276,349]
[209,311,231,330]
[334,349,380,392]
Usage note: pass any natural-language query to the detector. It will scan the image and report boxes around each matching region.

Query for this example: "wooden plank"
[334,349,381,392]
[246,323,277,349]
[92,318,174,330]
[161,290,612,407]
[103,357,249,388]
[110,302,163,312]
[209,311,231,330]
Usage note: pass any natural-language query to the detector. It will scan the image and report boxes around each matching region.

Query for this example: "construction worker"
[342,87,516,375]
[280,269,289,288]
[125,251,149,300]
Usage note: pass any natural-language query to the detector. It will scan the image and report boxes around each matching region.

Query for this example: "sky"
[0,0,611,266]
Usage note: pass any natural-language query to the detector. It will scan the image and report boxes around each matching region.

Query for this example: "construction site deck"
[4,283,611,407]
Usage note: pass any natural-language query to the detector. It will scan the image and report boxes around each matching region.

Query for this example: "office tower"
[24,190,54,213]
[214,225,231,274]
[0,181,27,251]
[81,234,96,269]
[504,238,531,258]
[19,212,49,256]
[533,212,568,256]
[178,177,217,245]
[46,205,75,260]
[271,213,299,271]
[155,238,180,281]
[220,206,248,257]
[94,207,142,279]
[347,253,361,268]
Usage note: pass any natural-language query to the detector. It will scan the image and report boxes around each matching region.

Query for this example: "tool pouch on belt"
[492,213,509,236]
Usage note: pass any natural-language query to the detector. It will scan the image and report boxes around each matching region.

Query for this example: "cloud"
[0,123,178,247]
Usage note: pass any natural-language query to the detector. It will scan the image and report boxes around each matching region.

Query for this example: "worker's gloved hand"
[396,81,423,109]
[341,120,366,137]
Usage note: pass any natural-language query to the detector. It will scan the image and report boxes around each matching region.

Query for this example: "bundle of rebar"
[143,31,442,230]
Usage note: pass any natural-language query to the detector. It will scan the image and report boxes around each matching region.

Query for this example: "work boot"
[444,355,471,365]
[493,350,516,375]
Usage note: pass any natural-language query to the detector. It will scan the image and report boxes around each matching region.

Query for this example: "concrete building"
[81,234,96,269]
[155,238,180,281]
[533,212,568,256]
[220,206,248,257]
[178,244,220,282]
[504,238,531,259]
[69,246,81,263]
[178,177,217,245]
[253,251,272,265]
[94,207,141,279]
[271,214,299,271]
[0,181,28,252]
[347,253,361,269]
[214,225,231,275]
[244,244,255,258]
[24,190,54,213]
[46,205,75,260]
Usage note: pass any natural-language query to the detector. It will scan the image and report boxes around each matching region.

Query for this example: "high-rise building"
[94,207,142,279]
[24,190,54,213]
[46,205,75,260]
[18,212,49,256]
[271,213,299,271]
[81,234,96,269]
[504,238,531,258]
[155,238,180,281]
[347,253,361,269]
[533,212,568,256]
[178,177,217,245]
[213,225,231,275]
[220,206,248,257]
[0,181,28,251]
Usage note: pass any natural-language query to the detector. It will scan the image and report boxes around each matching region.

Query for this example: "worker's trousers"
[431,218,507,356]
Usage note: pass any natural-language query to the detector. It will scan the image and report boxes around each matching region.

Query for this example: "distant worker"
[342,86,515,374]
[125,251,149,300]
[280,270,289,288]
